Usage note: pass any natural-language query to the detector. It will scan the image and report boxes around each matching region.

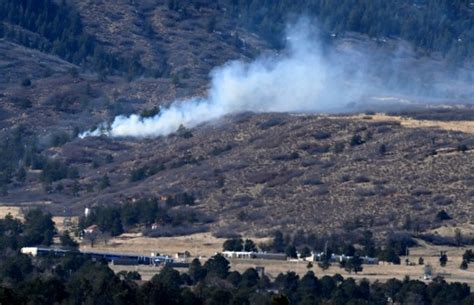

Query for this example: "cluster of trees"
[265,230,415,265]
[0,0,145,76]
[223,238,258,252]
[0,0,93,65]
[0,209,75,253]
[1,250,473,304]
[40,159,79,183]
[0,126,47,196]
[79,195,197,236]
[215,0,474,64]
[130,164,165,182]
[1,212,473,304]
[461,249,473,270]
[0,125,82,196]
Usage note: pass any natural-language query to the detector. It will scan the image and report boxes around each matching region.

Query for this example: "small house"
[84,224,99,234]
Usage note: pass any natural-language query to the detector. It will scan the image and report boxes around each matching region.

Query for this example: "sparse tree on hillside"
[21,78,31,87]
[99,174,110,190]
[350,134,365,146]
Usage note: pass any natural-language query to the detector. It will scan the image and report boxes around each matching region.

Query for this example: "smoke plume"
[80,19,472,139]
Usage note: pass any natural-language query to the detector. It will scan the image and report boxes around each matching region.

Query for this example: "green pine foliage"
[0,0,145,75]
[1,212,474,304]
[215,0,474,64]
[0,0,94,65]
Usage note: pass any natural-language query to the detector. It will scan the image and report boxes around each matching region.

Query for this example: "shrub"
[248,172,278,184]
[303,177,323,185]
[51,132,71,147]
[12,97,32,109]
[354,176,370,183]
[140,106,160,118]
[435,210,451,221]
[258,117,285,129]
[272,152,299,161]
[411,188,432,196]
[457,144,468,152]
[334,142,345,153]
[21,78,31,87]
[432,195,453,206]
[314,131,331,140]
[350,135,365,146]
[211,144,232,156]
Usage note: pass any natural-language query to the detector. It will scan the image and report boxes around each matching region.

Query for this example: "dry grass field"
[80,232,271,258]
[0,205,78,232]
[345,113,474,134]
[0,205,23,219]
[88,231,474,287]
[108,239,474,288]
[3,203,473,287]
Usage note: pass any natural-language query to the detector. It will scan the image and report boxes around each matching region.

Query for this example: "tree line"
[79,195,198,237]
[210,0,474,65]
[0,126,80,197]
[0,251,473,304]
[1,213,473,304]
[0,0,146,76]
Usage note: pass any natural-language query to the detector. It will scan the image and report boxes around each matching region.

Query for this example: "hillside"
[1,111,472,237]
[0,0,472,239]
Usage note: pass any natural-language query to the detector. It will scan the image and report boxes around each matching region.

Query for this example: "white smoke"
[81,19,471,139]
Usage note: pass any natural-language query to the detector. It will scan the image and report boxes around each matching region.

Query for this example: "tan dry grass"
[96,232,474,287]
[0,206,23,219]
[347,113,474,134]
[80,233,268,258]
[426,223,474,240]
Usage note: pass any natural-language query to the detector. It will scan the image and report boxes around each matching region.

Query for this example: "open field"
[81,232,271,258]
[341,113,474,134]
[110,244,474,287]
[0,205,23,219]
[90,232,474,286]
[0,205,78,232]
[80,232,225,258]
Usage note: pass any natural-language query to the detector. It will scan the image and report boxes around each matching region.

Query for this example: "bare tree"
[83,231,99,248]
[99,231,111,246]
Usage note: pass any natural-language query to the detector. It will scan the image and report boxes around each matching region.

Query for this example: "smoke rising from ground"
[80,20,472,139]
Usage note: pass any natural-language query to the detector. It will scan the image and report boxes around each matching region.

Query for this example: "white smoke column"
[81,20,366,139]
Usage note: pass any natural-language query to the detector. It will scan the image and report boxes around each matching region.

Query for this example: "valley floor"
[84,231,474,287]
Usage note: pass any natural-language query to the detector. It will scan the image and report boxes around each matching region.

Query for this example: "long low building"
[21,247,174,266]
[221,251,287,261]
